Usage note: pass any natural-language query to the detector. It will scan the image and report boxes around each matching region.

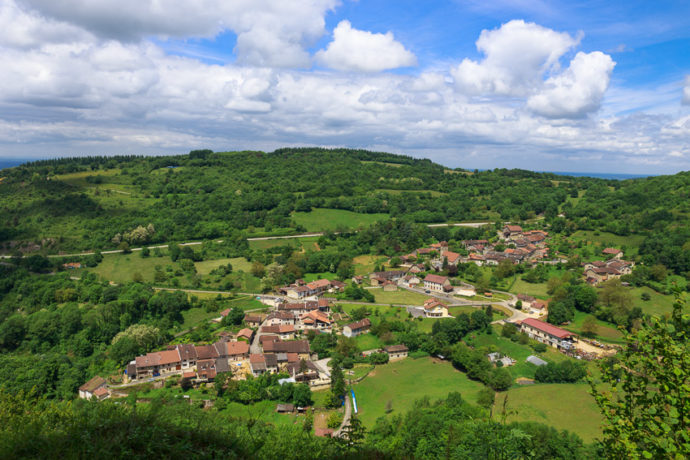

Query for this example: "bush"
[531,342,547,353]
[327,411,344,429]
[535,361,586,383]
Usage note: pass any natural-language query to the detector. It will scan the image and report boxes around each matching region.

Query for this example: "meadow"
[496,384,603,443]
[248,236,321,251]
[352,357,485,427]
[369,288,430,305]
[292,208,389,232]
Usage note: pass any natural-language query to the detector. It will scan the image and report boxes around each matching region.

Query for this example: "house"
[306,278,331,294]
[78,376,107,399]
[423,274,453,292]
[264,353,279,373]
[352,275,364,285]
[530,299,549,313]
[520,318,575,350]
[369,271,406,283]
[462,240,489,252]
[467,253,485,266]
[399,274,421,288]
[92,387,110,401]
[515,294,535,309]
[503,225,523,238]
[195,344,220,361]
[250,354,268,376]
[276,403,295,413]
[300,310,332,330]
[423,298,449,317]
[285,285,311,299]
[196,359,217,380]
[135,349,182,379]
[408,264,425,274]
[342,318,371,337]
[279,301,319,315]
[317,298,332,313]
[261,324,296,340]
[445,251,461,266]
[244,314,263,327]
[224,341,250,361]
[329,280,346,292]
[236,328,255,342]
[265,311,296,326]
[382,279,398,291]
[176,343,198,369]
[286,360,320,384]
[263,339,311,359]
[602,248,622,258]
[384,344,408,360]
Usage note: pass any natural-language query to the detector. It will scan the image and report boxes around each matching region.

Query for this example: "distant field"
[352,254,386,276]
[248,236,320,251]
[87,253,172,283]
[509,278,551,299]
[292,208,389,232]
[370,288,429,305]
[629,286,675,316]
[194,257,251,275]
[302,272,338,282]
[563,311,624,344]
[353,357,485,427]
[570,230,645,254]
[447,305,479,316]
[496,384,603,443]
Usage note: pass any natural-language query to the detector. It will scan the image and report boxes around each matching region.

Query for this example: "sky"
[0,0,689,174]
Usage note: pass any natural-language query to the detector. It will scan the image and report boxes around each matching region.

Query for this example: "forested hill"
[0,148,688,272]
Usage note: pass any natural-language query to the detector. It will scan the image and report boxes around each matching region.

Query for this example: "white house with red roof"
[519,318,575,350]
[423,274,453,292]
[423,298,450,318]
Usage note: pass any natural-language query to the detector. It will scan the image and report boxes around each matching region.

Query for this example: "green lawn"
[303,272,338,282]
[353,357,485,427]
[570,230,645,256]
[354,333,384,351]
[563,311,624,344]
[496,384,603,443]
[177,307,219,330]
[448,305,479,316]
[87,253,172,284]
[352,255,387,276]
[194,257,251,275]
[292,208,389,232]
[370,288,430,305]
[509,277,551,299]
[629,286,675,316]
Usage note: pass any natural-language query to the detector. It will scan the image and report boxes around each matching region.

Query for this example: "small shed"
[526,355,548,367]
[276,403,295,413]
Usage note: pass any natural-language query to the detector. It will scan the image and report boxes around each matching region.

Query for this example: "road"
[333,391,353,438]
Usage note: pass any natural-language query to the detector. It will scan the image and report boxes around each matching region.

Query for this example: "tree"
[250,261,266,278]
[591,291,690,458]
[330,364,345,397]
[477,387,495,409]
[495,259,515,280]
[140,246,150,258]
[338,414,366,453]
[547,301,574,325]
[292,383,312,407]
[581,316,598,338]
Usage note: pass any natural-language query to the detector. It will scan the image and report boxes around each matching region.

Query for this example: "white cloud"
[527,51,615,118]
[0,0,90,48]
[315,20,417,72]
[451,20,580,96]
[683,76,690,104]
[21,0,338,67]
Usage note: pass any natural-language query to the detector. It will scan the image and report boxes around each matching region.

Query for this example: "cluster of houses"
[460,225,550,266]
[583,248,634,285]
[279,278,346,300]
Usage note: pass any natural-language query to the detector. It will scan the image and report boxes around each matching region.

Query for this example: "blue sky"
[0,0,688,173]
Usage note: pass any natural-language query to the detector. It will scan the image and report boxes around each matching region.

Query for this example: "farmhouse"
[503,225,523,238]
[515,294,535,309]
[285,285,311,299]
[261,324,296,340]
[342,318,371,337]
[520,318,575,350]
[176,343,198,369]
[602,247,622,258]
[224,341,250,361]
[263,339,311,359]
[135,349,182,379]
[78,376,108,400]
[306,278,331,294]
[265,310,296,326]
[384,344,409,360]
[243,314,263,327]
[300,310,332,330]
[236,328,254,342]
[423,298,449,318]
[423,274,453,292]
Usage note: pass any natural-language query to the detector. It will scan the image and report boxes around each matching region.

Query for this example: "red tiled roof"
[345,318,371,331]
[444,251,461,263]
[182,371,196,379]
[158,349,182,366]
[237,328,254,339]
[522,318,573,339]
[505,225,522,232]
[602,247,621,255]
[424,274,449,284]
[226,341,249,356]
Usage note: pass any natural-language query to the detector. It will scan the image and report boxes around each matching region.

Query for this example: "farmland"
[292,208,389,232]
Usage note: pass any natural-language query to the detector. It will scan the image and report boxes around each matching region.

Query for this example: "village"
[80,224,620,416]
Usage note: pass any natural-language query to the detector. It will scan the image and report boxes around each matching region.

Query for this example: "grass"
[370,288,430,305]
[87,253,173,284]
[563,311,624,344]
[509,277,551,299]
[352,255,387,276]
[292,208,389,232]
[303,272,338,282]
[629,286,675,316]
[178,307,219,330]
[448,305,480,316]
[496,384,603,443]
[194,257,251,275]
[354,333,384,351]
[353,357,485,427]
[570,230,645,256]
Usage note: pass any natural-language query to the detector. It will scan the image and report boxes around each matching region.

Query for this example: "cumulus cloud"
[527,51,615,118]
[451,20,580,96]
[684,76,690,104]
[315,20,417,72]
[21,0,338,67]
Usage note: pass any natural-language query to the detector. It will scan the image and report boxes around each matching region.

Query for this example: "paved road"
[333,391,352,438]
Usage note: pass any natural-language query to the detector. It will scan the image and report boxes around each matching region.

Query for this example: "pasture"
[292,208,389,232]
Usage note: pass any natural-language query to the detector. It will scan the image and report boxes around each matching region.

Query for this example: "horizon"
[0,1,688,174]
[0,151,668,179]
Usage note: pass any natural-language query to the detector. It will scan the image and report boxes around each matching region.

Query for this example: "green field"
[354,333,384,351]
[370,288,430,305]
[353,357,485,427]
[194,257,252,275]
[87,253,172,283]
[352,255,387,276]
[447,305,480,316]
[303,272,338,282]
[570,230,645,255]
[292,208,389,232]
[563,311,624,344]
[496,384,603,443]
[630,286,675,316]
